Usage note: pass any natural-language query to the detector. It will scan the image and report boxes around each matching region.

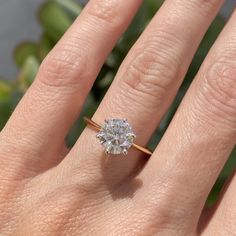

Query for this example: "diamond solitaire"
[96,119,136,155]
[83,117,152,156]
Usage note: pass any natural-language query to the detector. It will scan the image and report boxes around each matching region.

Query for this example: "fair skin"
[0,0,235,235]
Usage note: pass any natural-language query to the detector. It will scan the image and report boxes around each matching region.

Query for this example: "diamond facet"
[96,119,136,155]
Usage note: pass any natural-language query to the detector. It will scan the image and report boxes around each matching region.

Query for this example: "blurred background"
[0,0,235,204]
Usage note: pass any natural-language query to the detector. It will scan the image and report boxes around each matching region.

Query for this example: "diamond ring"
[84,117,152,156]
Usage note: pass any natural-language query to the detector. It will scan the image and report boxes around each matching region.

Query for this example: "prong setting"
[96,119,135,155]
[105,149,110,155]
[122,149,128,155]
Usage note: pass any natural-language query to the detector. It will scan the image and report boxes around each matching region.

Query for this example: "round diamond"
[96,119,136,155]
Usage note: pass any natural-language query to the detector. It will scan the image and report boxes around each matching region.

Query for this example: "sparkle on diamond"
[96,119,136,155]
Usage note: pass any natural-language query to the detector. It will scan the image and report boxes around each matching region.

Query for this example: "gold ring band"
[83,117,152,156]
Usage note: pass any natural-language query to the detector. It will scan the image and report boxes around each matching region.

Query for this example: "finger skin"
[141,10,236,232]
[200,171,236,235]
[67,0,224,185]
[0,0,142,177]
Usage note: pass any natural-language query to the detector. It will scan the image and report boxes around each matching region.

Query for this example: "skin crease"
[0,0,236,235]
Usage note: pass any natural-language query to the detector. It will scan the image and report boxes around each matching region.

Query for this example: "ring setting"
[84,117,152,156]
[96,118,136,155]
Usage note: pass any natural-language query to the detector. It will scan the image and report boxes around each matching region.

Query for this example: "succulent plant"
[0,0,235,204]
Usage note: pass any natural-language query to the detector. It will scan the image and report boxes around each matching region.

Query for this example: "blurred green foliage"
[0,0,235,204]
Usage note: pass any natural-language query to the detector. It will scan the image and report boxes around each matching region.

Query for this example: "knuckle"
[202,59,236,115]
[37,42,89,88]
[87,0,122,26]
[122,33,183,102]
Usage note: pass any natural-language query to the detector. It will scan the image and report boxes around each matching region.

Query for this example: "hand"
[0,0,235,235]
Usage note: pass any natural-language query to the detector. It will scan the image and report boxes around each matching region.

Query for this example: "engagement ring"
[84,117,152,156]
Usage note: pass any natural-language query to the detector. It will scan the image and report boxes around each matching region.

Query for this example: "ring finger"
[65,0,224,184]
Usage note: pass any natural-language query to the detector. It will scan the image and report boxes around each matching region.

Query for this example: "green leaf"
[18,56,40,88]
[0,99,12,130]
[0,81,19,131]
[55,0,82,21]
[145,0,164,17]
[38,0,73,42]
[0,81,12,100]
[220,147,236,178]
[38,33,54,60]
[14,42,38,68]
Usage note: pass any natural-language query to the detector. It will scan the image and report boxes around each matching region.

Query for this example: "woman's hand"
[0,0,235,235]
